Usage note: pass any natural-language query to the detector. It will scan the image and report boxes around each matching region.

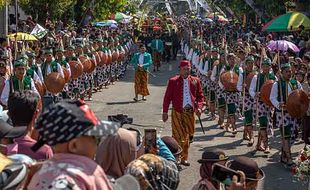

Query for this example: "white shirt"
[198,59,204,74]
[138,53,144,64]
[0,78,39,106]
[249,73,278,98]
[270,80,302,110]
[183,78,193,108]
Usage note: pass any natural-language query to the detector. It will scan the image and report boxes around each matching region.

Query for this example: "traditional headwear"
[262,57,272,66]
[211,47,219,52]
[198,148,228,163]
[281,63,291,70]
[56,48,65,53]
[44,49,53,55]
[14,59,27,68]
[179,60,191,68]
[246,56,255,63]
[26,51,36,58]
[66,45,75,50]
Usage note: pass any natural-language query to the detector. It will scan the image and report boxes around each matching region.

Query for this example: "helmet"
[0,163,28,190]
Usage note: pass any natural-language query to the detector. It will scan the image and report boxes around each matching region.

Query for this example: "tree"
[18,0,76,23]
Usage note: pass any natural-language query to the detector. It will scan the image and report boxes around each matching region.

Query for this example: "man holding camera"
[162,60,204,166]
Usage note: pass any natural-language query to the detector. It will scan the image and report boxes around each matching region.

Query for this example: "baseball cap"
[31,100,120,152]
[0,119,26,139]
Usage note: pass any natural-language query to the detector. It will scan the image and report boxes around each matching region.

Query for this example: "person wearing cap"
[270,63,303,167]
[237,56,255,146]
[55,48,71,99]
[41,48,64,81]
[249,57,276,153]
[0,59,38,106]
[26,51,44,84]
[27,100,120,190]
[150,34,164,72]
[4,90,53,160]
[220,53,242,135]
[130,44,152,101]
[193,148,229,190]
[83,44,96,101]
[75,43,90,99]
[204,46,219,120]
[226,156,265,190]
[96,39,110,89]
[162,60,204,166]
[211,52,227,128]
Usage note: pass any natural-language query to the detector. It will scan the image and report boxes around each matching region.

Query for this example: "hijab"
[96,128,137,178]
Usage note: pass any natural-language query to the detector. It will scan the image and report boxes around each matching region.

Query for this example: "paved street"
[89,58,306,190]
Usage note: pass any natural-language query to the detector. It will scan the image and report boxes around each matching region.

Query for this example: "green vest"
[11,75,32,92]
[225,64,239,75]
[277,78,298,104]
[256,73,276,92]
[65,56,78,62]
[41,61,58,78]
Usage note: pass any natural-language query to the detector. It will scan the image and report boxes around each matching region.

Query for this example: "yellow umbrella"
[8,32,38,41]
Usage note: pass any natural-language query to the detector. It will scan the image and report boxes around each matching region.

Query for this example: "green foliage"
[0,0,10,8]
[19,0,76,23]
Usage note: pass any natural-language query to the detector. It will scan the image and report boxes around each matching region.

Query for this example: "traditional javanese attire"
[130,52,152,97]
[150,39,164,69]
[163,60,204,161]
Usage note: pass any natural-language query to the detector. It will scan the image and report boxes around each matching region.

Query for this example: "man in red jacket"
[162,60,204,166]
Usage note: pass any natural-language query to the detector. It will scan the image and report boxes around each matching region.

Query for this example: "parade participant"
[75,43,88,99]
[1,59,38,106]
[211,52,226,128]
[205,47,219,120]
[270,63,303,167]
[249,58,276,153]
[171,29,180,60]
[28,100,120,190]
[130,44,152,102]
[150,34,164,72]
[26,51,43,83]
[40,49,64,99]
[221,53,241,135]
[5,90,53,160]
[83,43,96,101]
[192,148,229,190]
[65,45,81,99]
[237,56,255,146]
[55,48,71,99]
[162,60,204,166]
[41,49,64,81]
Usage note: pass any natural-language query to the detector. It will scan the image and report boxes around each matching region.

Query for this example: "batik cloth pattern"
[171,109,195,161]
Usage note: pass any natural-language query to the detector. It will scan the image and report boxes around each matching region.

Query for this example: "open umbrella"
[112,12,131,22]
[262,12,310,32]
[267,40,300,52]
[7,32,37,41]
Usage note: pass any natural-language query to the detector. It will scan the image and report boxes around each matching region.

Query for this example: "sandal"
[133,98,138,102]
[264,146,270,154]
[247,138,254,147]
[256,146,265,152]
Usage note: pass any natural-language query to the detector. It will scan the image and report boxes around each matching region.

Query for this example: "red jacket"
[163,75,204,113]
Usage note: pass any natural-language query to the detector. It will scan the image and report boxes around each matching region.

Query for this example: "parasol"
[267,40,300,52]
[262,12,310,32]
[7,32,37,41]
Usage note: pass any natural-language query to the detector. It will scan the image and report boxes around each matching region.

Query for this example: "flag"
[31,24,48,39]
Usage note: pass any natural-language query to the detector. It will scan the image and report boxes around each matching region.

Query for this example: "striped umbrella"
[263,12,310,32]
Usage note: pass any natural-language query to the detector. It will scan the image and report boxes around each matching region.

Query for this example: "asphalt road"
[88,57,306,190]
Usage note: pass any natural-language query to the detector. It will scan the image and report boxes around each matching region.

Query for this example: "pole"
[254,46,263,129]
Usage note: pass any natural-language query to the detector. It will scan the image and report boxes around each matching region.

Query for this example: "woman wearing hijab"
[96,128,137,179]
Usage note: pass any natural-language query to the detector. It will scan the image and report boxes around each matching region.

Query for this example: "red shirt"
[163,75,204,113]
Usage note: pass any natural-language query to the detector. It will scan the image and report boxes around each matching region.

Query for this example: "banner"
[30,24,48,39]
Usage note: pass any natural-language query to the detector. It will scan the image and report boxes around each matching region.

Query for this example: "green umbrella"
[262,12,310,32]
